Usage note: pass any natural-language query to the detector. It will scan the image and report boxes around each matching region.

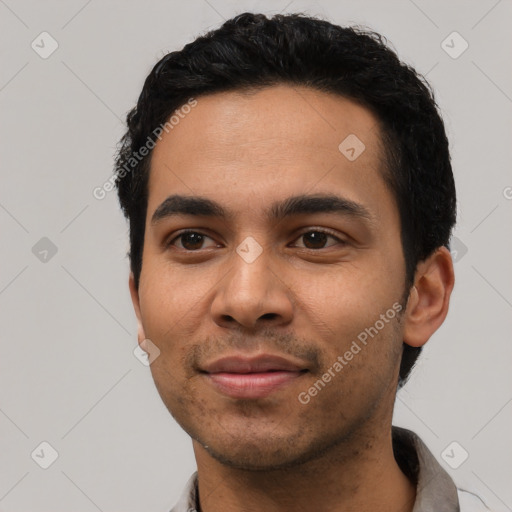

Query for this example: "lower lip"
[206,371,304,399]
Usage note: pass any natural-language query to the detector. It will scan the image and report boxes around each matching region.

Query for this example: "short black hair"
[114,12,456,388]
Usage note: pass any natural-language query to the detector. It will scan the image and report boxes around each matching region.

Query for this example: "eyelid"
[166,228,217,248]
[290,227,348,248]
[293,227,346,241]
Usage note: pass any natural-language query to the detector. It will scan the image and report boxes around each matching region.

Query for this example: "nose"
[210,240,294,331]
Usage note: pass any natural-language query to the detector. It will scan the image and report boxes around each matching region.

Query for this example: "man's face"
[131,85,408,469]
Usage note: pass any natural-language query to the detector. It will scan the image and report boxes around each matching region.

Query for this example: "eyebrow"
[150,193,373,226]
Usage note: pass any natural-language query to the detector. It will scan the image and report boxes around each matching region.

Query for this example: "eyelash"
[166,228,347,251]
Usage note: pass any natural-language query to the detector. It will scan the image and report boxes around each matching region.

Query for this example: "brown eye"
[168,231,217,251]
[294,230,345,249]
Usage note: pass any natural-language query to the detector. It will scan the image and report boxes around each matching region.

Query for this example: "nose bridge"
[211,235,293,329]
[232,235,270,296]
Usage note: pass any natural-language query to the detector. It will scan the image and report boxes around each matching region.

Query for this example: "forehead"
[147,85,392,223]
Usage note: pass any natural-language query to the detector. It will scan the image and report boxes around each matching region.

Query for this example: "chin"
[202,443,309,471]
[195,427,344,472]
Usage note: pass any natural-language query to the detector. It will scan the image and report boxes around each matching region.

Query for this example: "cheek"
[138,261,213,340]
[293,263,400,333]
[292,266,404,389]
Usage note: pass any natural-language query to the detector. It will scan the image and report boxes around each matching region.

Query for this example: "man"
[114,12,489,512]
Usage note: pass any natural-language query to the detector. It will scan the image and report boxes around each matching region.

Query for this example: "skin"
[129,85,455,512]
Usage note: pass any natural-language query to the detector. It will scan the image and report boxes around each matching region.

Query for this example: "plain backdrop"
[1,0,511,510]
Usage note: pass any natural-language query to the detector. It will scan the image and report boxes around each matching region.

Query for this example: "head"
[115,13,455,470]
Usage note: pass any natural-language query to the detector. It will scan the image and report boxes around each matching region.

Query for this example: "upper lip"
[201,354,307,374]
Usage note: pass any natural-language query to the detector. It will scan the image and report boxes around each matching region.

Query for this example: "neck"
[192,424,416,512]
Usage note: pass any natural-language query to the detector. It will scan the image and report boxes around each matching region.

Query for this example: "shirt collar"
[170,426,460,512]
[392,426,459,511]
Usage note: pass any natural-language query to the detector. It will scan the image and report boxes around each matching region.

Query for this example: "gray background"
[1,0,511,510]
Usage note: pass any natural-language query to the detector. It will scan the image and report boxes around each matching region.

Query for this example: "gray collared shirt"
[170,426,490,512]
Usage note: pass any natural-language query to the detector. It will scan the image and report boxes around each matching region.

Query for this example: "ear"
[402,246,455,348]
[129,272,146,344]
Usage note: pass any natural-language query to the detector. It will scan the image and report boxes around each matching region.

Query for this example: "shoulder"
[457,488,491,511]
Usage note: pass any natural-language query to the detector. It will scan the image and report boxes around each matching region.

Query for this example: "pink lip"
[207,371,303,398]
[202,354,307,399]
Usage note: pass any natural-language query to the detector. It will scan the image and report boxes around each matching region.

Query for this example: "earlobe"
[129,272,146,343]
[402,247,455,348]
